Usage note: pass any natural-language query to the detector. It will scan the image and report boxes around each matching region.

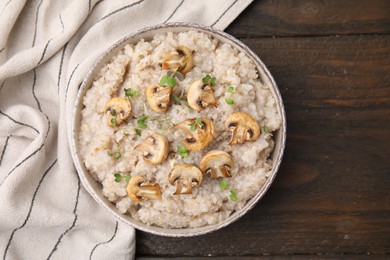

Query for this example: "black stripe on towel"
[65,63,80,102]
[4,113,51,181]
[100,0,144,21]
[57,43,68,94]
[211,0,238,27]
[3,159,57,260]
[164,0,184,23]
[32,69,42,112]
[0,135,11,166]
[0,80,6,92]
[37,39,52,65]
[0,110,39,134]
[59,14,64,33]
[89,222,119,260]
[47,173,81,259]
[32,0,44,46]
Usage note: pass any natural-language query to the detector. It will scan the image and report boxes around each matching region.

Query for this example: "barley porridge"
[79,30,281,228]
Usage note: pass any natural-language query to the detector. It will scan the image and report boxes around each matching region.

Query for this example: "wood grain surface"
[136,0,390,258]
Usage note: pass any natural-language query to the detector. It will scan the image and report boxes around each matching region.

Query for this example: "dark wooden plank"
[136,35,390,256]
[225,0,390,37]
[137,257,387,260]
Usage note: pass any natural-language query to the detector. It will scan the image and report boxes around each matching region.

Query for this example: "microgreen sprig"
[173,95,186,103]
[177,145,189,158]
[202,74,216,87]
[124,88,138,98]
[229,190,238,201]
[137,115,148,129]
[160,75,176,87]
[110,108,116,116]
[160,70,184,88]
[107,150,121,159]
[225,85,236,105]
[114,173,131,183]
[188,118,204,131]
[135,128,142,136]
[219,179,229,190]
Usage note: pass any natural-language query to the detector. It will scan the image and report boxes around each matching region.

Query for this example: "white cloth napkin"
[0,0,252,259]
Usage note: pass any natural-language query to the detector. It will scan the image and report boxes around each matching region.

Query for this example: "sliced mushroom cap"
[104,97,132,127]
[199,150,234,178]
[175,118,215,151]
[126,176,162,202]
[135,133,169,164]
[187,80,217,112]
[146,84,172,113]
[161,45,193,74]
[168,164,203,195]
[225,112,261,145]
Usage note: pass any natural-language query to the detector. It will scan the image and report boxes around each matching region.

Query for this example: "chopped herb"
[188,118,204,131]
[230,190,238,201]
[196,118,204,127]
[219,179,229,190]
[110,108,117,116]
[135,128,142,136]
[124,88,139,98]
[125,173,131,183]
[225,97,235,105]
[263,125,269,134]
[157,123,163,130]
[202,74,217,87]
[110,118,117,126]
[160,75,176,88]
[227,86,235,93]
[177,145,189,158]
[173,95,182,103]
[189,123,196,131]
[114,173,122,182]
[137,115,148,129]
[114,152,121,159]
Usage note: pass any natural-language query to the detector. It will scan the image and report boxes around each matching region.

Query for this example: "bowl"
[69,22,286,237]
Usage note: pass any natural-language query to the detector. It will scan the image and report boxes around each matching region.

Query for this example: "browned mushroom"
[146,83,172,113]
[126,176,162,202]
[199,150,234,178]
[225,112,260,145]
[104,97,132,127]
[175,118,215,151]
[187,80,217,111]
[134,133,169,165]
[161,46,193,74]
[168,164,203,195]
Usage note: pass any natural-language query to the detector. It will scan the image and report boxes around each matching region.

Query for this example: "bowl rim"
[69,22,286,237]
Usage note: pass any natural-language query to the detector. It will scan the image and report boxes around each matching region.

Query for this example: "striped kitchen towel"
[0,0,253,259]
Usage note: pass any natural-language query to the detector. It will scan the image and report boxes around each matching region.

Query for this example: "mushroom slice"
[126,176,162,202]
[104,97,132,127]
[135,133,169,164]
[146,83,172,113]
[161,45,193,74]
[199,150,234,178]
[175,118,215,151]
[168,164,203,195]
[225,112,261,145]
[187,80,217,111]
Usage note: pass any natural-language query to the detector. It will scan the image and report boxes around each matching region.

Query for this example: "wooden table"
[137,0,390,258]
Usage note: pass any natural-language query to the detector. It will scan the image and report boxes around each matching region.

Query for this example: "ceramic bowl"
[70,23,286,237]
